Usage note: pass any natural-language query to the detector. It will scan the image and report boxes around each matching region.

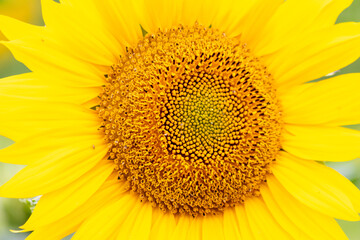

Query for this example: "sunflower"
[1,0,360,239]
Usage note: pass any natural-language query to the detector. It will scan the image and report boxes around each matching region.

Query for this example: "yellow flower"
[1,0,360,239]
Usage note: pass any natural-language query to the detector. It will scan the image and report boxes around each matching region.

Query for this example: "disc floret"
[98,24,282,216]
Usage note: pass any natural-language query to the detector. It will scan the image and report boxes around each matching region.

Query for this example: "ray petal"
[280,73,360,126]
[272,152,360,221]
[282,125,360,162]
[265,22,360,92]
[244,196,292,240]
[264,175,348,240]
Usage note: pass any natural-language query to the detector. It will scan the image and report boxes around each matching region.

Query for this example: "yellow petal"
[312,0,353,28]
[0,120,101,165]
[253,0,353,55]
[23,160,114,228]
[244,196,292,240]
[0,12,116,69]
[72,194,139,240]
[187,217,203,240]
[0,14,45,40]
[265,22,360,92]
[149,208,177,240]
[116,198,153,240]
[182,0,225,28]
[26,227,75,240]
[265,175,348,240]
[224,208,242,240]
[82,96,101,109]
[141,0,227,32]
[272,152,360,221]
[0,132,108,197]
[202,215,225,240]
[24,173,126,238]
[259,184,307,239]
[283,125,360,162]
[40,0,121,65]
[142,0,182,31]
[0,102,100,142]
[281,73,360,126]
[141,0,257,38]
[234,205,256,240]
[92,0,143,48]
[1,40,105,87]
[170,215,191,240]
[235,0,283,49]
[210,0,257,38]
[187,0,220,27]
[0,73,101,104]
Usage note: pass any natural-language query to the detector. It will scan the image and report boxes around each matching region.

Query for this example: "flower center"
[98,24,282,216]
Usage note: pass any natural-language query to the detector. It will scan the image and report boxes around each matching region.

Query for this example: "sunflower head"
[98,23,283,216]
[0,0,360,239]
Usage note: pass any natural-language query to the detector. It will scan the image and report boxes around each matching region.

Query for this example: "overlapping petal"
[265,22,360,92]
[283,125,360,162]
[149,209,177,240]
[262,177,348,239]
[0,73,101,105]
[22,162,115,228]
[244,196,292,239]
[281,74,360,126]
[253,0,353,55]
[24,173,127,238]
[272,152,360,221]
[72,194,152,240]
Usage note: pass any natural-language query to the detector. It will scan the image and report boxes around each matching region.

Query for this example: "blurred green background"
[0,0,359,239]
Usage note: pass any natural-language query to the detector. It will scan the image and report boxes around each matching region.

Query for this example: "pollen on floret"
[97,23,282,217]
